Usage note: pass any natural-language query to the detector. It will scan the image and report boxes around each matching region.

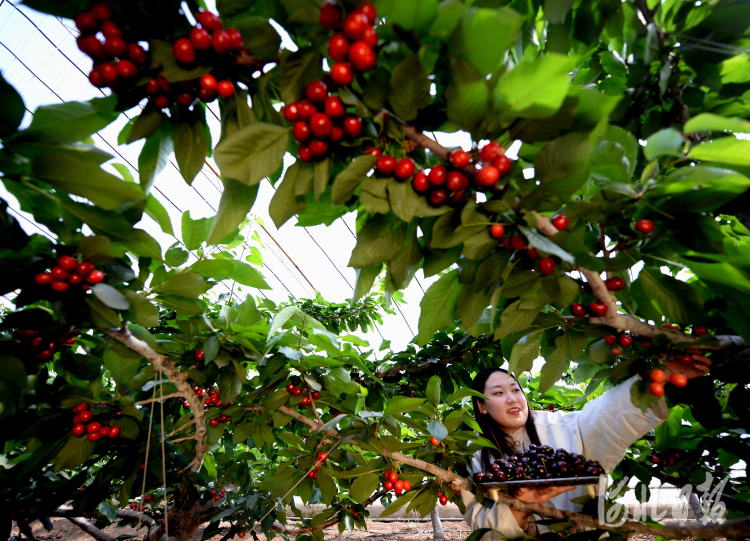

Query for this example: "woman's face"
[478,371,528,433]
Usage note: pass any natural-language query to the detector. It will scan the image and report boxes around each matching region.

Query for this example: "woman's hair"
[472,367,542,471]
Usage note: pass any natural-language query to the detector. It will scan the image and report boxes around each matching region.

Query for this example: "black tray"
[480,476,600,500]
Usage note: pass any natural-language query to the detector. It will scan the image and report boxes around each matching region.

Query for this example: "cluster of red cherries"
[319,1,379,86]
[74,2,149,89]
[70,402,121,442]
[286,382,321,406]
[11,329,77,361]
[474,445,602,483]
[488,213,569,276]
[193,385,234,426]
[398,383,416,398]
[211,486,226,500]
[286,81,363,162]
[436,489,453,506]
[382,469,412,495]
[34,255,104,292]
[307,451,329,480]
[603,331,653,357]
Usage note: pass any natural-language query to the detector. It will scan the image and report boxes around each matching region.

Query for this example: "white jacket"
[461,375,668,540]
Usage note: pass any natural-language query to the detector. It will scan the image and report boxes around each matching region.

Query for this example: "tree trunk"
[430,507,444,540]
[688,493,721,541]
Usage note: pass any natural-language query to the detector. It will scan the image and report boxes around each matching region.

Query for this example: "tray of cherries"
[474,445,603,499]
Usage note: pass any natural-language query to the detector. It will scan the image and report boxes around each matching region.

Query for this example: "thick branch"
[103,327,207,472]
[66,517,116,541]
[403,126,450,161]
[52,506,155,527]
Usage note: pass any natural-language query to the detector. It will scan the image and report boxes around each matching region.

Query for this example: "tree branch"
[52,506,155,527]
[102,327,208,472]
[65,517,116,541]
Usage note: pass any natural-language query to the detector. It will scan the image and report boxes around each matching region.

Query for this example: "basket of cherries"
[474,444,603,501]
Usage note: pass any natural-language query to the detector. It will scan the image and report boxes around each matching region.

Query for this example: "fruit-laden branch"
[102,327,208,472]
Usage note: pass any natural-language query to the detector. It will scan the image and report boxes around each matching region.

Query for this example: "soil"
[9,516,718,541]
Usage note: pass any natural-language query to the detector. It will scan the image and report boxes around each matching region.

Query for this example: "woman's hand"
[665,353,712,381]
[513,485,576,504]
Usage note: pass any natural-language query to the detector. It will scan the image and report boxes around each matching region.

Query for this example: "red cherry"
[108,426,120,438]
[51,266,70,280]
[79,411,93,422]
[51,281,69,292]
[76,262,94,276]
[89,2,113,21]
[489,224,505,238]
[363,146,381,157]
[649,382,665,397]
[394,158,415,180]
[283,103,299,123]
[195,349,205,361]
[394,480,405,492]
[293,122,311,144]
[412,171,429,192]
[323,96,345,119]
[327,33,350,62]
[650,369,666,383]
[74,11,98,34]
[430,436,439,446]
[551,214,569,231]
[428,189,447,207]
[128,43,147,64]
[618,334,633,347]
[361,1,377,23]
[72,424,86,437]
[35,272,53,285]
[99,63,118,86]
[190,27,211,50]
[298,146,312,163]
[479,141,503,163]
[450,150,470,168]
[172,38,195,63]
[475,165,500,187]
[98,426,111,437]
[87,422,102,433]
[301,396,311,405]
[611,347,623,356]
[428,166,447,186]
[330,126,343,142]
[588,302,608,317]
[570,303,586,317]
[78,36,106,60]
[305,81,328,104]
[384,481,394,491]
[293,387,303,396]
[310,113,333,139]
[296,99,317,121]
[87,69,104,89]
[376,155,396,175]
[217,81,235,98]
[100,20,121,38]
[86,270,104,284]
[238,533,245,538]
[348,41,376,71]
[309,139,329,159]
[538,257,555,275]
[58,255,78,270]
[116,59,138,78]
[312,391,321,400]
[104,36,127,57]
[227,28,243,51]
[319,1,343,30]
[197,11,223,32]
[87,432,100,442]
[446,171,466,191]
[210,419,219,427]
[635,219,654,234]
[342,12,368,40]
[68,274,83,285]
[662,324,679,330]
[510,235,527,250]
[492,154,511,176]
[212,30,231,54]
[342,116,362,137]
[363,25,378,47]
[439,495,448,505]
[692,325,709,337]
[331,62,354,85]
[604,335,617,345]
[199,74,218,93]
[403,480,412,491]
[73,403,89,413]
[669,373,688,387]
[526,247,539,259]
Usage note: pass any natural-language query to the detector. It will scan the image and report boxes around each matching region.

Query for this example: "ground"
[9,516,718,541]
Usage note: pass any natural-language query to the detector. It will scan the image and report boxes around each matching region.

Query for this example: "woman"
[457,355,712,539]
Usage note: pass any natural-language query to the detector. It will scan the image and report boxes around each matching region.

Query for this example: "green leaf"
[229,261,271,289]
[181,211,212,251]
[387,55,431,122]
[352,264,383,303]
[390,0,438,32]
[427,420,448,440]
[269,306,299,336]
[684,113,750,134]
[207,178,259,245]
[457,282,491,331]
[630,379,662,414]
[508,334,539,376]
[517,225,575,263]
[280,49,324,105]
[232,16,281,59]
[155,295,204,316]
[122,291,159,328]
[350,473,379,503]
[214,123,289,186]
[139,125,174,195]
[314,156,331,201]
[449,7,524,77]
[539,340,565,394]
[638,267,704,325]
[269,162,309,228]
[348,214,408,268]
[388,224,422,288]
[648,165,750,212]
[0,354,27,391]
[494,53,575,119]
[91,283,131,310]
[145,195,174,236]
[0,73,25,138]
[655,405,684,451]
[149,40,211,82]
[173,116,207,185]
[30,154,144,210]
[21,95,118,143]
[496,300,538,339]
[159,273,210,298]
[219,371,243,403]
[126,111,163,144]
[426,375,441,405]
[643,128,684,161]
[379,489,420,518]
[417,269,463,345]
[165,243,190,267]
[54,436,95,472]
[86,296,121,328]
[688,136,750,166]
[445,58,489,133]
[316,466,337,506]
[332,155,376,204]
[385,397,426,415]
